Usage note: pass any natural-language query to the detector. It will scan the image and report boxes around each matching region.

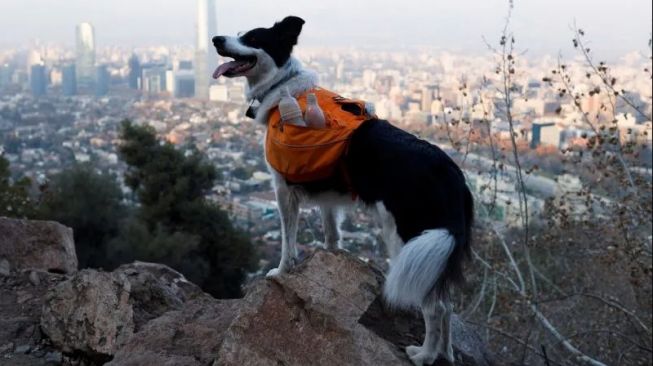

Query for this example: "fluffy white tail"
[383,229,455,309]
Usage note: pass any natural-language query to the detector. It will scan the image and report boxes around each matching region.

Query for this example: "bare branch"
[530,304,609,366]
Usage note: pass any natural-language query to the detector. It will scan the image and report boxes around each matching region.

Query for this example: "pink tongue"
[213,60,245,79]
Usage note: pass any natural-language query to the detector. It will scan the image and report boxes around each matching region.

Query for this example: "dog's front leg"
[267,184,300,277]
[320,206,342,250]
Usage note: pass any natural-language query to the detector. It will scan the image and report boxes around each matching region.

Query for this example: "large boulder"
[107,298,239,366]
[40,270,134,363]
[0,220,491,366]
[114,261,205,330]
[216,250,493,366]
[216,250,407,366]
[0,269,66,362]
[40,262,204,362]
[108,250,492,366]
[0,217,77,274]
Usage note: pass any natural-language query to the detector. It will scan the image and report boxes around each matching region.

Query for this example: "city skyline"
[0,0,650,60]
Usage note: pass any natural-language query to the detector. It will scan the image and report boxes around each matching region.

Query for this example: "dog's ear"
[274,16,305,45]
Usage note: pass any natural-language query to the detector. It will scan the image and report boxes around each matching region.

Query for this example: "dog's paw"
[325,241,348,252]
[406,346,437,366]
[266,267,283,278]
[406,345,423,358]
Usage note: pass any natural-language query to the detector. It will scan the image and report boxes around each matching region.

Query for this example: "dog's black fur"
[213,16,305,68]
[346,119,474,295]
[289,118,474,295]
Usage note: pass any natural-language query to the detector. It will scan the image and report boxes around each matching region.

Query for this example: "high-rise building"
[95,65,110,97]
[30,64,47,97]
[178,60,193,70]
[141,64,167,96]
[421,85,438,113]
[128,54,141,89]
[76,22,96,87]
[62,64,77,96]
[26,51,42,73]
[175,71,196,98]
[0,64,12,89]
[195,0,217,99]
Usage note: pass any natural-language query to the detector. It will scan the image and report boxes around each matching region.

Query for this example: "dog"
[212,16,473,366]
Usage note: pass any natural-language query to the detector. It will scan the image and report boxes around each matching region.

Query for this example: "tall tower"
[195,0,217,99]
[76,22,96,88]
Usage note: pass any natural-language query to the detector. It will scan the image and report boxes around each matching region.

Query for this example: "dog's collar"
[245,70,300,120]
[245,100,258,119]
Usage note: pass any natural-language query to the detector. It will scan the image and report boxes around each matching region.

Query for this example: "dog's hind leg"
[435,298,454,363]
[267,185,300,277]
[406,300,440,366]
[406,297,454,366]
[320,206,342,250]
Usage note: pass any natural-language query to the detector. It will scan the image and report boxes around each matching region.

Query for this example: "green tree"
[117,121,256,298]
[107,221,210,285]
[0,155,35,218]
[37,164,126,269]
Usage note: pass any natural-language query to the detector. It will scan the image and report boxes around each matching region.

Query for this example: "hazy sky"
[1,0,651,58]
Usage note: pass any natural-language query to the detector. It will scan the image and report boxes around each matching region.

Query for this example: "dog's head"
[211,16,305,80]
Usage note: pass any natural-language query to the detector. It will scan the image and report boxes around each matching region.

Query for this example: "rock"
[215,250,409,366]
[29,271,40,286]
[215,249,492,366]
[14,344,31,354]
[40,270,134,362]
[0,217,77,274]
[0,342,14,354]
[40,263,206,361]
[0,214,490,366]
[0,259,9,276]
[44,351,63,364]
[0,270,64,352]
[107,298,239,366]
[115,261,205,330]
[107,250,491,366]
[0,353,52,366]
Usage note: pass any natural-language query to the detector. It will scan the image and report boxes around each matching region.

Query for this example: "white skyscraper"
[76,22,96,87]
[195,0,217,99]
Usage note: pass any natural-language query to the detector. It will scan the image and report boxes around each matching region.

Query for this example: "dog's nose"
[212,36,225,47]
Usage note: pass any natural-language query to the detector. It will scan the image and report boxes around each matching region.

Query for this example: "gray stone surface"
[108,298,239,366]
[1,218,494,366]
[0,270,65,354]
[115,261,205,331]
[215,250,410,366]
[40,269,135,361]
[0,217,77,274]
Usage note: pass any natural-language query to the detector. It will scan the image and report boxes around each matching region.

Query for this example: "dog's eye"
[243,35,256,44]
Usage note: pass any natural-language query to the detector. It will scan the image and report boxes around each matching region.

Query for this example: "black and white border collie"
[212,16,473,366]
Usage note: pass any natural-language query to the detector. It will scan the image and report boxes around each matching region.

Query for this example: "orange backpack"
[265,88,374,183]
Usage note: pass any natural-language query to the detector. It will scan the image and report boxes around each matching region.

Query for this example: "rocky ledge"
[0,217,493,366]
